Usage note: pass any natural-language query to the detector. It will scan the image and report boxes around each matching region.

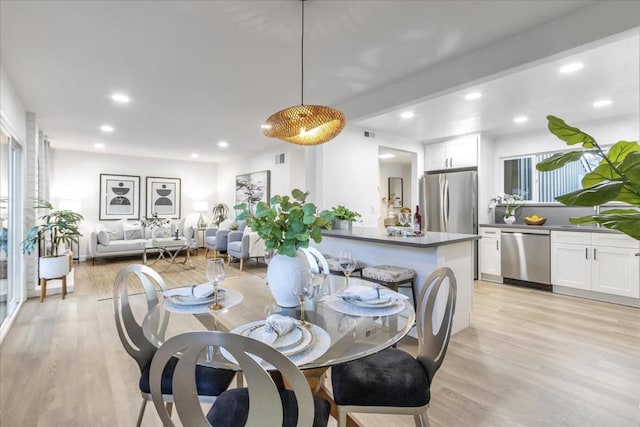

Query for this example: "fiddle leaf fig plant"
[536,115,640,240]
[235,189,334,257]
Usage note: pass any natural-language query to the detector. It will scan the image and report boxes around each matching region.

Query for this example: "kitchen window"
[502,149,606,203]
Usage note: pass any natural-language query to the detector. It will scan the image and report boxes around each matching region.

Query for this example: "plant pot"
[39,255,70,279]
[267,250,310,307]
[333,219,352,230]
[504,215,516,225]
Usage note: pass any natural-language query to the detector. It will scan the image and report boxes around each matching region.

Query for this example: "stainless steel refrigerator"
[419,167,478,277]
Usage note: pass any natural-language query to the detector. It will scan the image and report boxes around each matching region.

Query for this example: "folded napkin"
[163,283,214,299]
[336,284,409,301]
[265,314,297,336]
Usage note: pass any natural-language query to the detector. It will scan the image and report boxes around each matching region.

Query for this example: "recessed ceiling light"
[261,124,272,130]
[513,116,528,124]
[94,143,105,149]
[592,99,612,108]
[559,62,584,74]
[100,125,114,133]
[378,154,396,159]
[400,111,415,119]
[111,93,130,104]
[218,141,229,148]
[464,92,482,100]
[191,153,199,159]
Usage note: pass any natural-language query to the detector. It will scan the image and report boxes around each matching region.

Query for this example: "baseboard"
[0,300,23,344]
[553,285,640,308]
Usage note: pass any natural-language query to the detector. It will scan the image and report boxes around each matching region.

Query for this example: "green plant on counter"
[22,199,84,256]
[331,205,362,222]
[235,189,334,257]
[536,115,640,240]
[211,203,229,227]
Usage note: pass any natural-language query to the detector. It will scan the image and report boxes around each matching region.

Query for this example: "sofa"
[88,218,197,265]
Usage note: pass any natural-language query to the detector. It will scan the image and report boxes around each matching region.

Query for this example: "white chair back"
[150,331,315,427]
[304,247,330,274]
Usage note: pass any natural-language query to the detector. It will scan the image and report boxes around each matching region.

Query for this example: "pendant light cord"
[301,0,305,106]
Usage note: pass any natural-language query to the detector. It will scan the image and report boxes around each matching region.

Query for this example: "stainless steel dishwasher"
[501,228,551,286]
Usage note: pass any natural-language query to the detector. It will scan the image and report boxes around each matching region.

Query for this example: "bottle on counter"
[413,205,422,233]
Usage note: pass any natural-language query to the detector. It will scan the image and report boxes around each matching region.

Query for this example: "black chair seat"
[331,348,430,408]
[207,388,331,427]
[139,356,235,396]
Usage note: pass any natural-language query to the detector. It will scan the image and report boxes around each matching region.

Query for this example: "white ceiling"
[356,34,640,143]
[2,0,636,162]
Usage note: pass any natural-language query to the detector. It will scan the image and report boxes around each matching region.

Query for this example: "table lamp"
[194,201,209,228]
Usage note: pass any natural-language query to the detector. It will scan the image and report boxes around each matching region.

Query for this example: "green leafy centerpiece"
[536,115,640,240]
[331,204,362,229]
[235,189,334,306]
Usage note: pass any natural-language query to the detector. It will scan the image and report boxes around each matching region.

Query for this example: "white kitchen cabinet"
[551,231,639,298]
[425,135,478,171]
[479,227,501,279]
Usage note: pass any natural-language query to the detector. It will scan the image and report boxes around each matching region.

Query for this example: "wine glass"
[339,250,356,288]
[207,258,226,310]
[291,269,313,328]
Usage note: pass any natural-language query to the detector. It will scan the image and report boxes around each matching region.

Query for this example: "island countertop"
[322,227,480,249]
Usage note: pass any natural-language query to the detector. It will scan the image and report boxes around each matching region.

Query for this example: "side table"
[197,227,207,249]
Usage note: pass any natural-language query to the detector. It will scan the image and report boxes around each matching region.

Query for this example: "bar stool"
[323,254,365,278]
[361,265,417,306]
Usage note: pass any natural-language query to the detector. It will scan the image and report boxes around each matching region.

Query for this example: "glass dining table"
[142,274,415,376]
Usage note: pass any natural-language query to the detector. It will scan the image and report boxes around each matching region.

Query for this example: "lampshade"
[263,104,346,145]
[194,201,209,212]
[262,0,346,146]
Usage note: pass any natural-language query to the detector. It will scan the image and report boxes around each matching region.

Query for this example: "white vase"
[267,250,310,307]
[504,215,516,225]
[39,255,70,279]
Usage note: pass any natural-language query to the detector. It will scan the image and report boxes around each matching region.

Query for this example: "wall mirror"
[388,177,403,207]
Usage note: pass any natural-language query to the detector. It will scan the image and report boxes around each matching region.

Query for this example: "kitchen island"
[315,227,480,334]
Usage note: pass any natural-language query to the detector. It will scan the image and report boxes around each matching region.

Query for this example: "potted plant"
[331,205,362,230]
[211,203,229,227]
[235,189,333,306]
[489,193,524,224]
[22,199,83,279]
[536,115,639,240]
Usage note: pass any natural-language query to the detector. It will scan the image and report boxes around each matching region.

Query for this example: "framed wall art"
[99,174,140,220]
[235,170,271,214]
[146,176,181,218]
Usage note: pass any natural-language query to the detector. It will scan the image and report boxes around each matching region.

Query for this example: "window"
[502,149,605,203]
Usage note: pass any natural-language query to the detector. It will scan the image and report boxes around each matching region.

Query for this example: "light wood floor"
[1,254,639,426]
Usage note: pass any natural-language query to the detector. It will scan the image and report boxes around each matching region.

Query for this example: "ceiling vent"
[363,130,376,139]
[275,153,286,164]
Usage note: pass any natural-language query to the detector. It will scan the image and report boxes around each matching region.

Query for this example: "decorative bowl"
[524,217,547,226]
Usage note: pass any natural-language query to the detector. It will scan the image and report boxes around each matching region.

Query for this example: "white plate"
[238,322,314,356]
[168,289,225,306]
[343,297,397,308]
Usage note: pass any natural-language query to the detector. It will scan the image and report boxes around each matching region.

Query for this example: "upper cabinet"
[424,135,478,171]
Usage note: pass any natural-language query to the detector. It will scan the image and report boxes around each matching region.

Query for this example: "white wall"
[216,144,306,214]
[51,148,218,258]
[0,66,26,143]
[379,162,412,228]
[492,114,640,197]
[315,124,423,227]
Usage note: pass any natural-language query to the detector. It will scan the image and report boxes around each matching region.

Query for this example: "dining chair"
[305,246,330,274]
[149,330,331,427]
[330,267,457,427]
[113,265,235,427]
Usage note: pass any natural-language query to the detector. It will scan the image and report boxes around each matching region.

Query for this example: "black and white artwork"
[146,177,181,219]
[99,174,140,220]
[235,170,270,214]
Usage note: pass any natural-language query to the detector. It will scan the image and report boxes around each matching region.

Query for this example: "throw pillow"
[103,221,124,240]
[97,230,110,246]
[182,225,194,239]
[122,222,143,240]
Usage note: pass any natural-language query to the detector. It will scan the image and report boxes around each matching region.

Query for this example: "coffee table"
[143,237,195,272]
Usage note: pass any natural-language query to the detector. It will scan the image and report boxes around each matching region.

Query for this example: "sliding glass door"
[0,127,22,329]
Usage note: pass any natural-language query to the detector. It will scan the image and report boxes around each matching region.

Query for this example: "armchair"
[204,228,230,259]
[227,225,265,271]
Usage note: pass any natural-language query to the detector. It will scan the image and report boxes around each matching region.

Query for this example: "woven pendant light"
[263,0,346,146]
